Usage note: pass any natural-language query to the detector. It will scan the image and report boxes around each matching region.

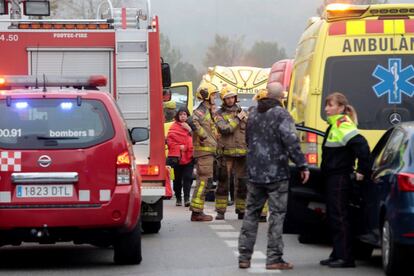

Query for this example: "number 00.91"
[0,129,22,137]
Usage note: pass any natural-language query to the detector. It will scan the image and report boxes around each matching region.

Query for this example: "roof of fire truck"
[0,0,154,30]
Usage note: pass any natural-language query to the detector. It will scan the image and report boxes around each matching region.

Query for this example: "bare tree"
[244,41,287,68]
[160,33,182,70]
[203,34,245,67]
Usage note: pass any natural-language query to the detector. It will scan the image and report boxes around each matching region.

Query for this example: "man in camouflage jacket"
[238,83,310,270]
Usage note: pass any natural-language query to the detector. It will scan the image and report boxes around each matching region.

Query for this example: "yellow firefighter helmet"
[196,83,219,101]
[252,89,270,101]
[253,85,283,101]
[220,86,238,100]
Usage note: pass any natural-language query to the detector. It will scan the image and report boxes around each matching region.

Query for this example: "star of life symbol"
[372,58,414,104]
[0,151,22,172]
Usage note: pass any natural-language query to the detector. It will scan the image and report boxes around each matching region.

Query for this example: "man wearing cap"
[190,83,219,222]
[238,82,310,270]
[214,86,248,220]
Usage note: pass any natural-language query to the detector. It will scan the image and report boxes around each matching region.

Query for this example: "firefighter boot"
[191,212,213,222]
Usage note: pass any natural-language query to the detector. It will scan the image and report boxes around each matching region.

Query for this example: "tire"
[114,220,142,265]
[382,219,406,276]
[354,240,374,260]
[142,221,161,234]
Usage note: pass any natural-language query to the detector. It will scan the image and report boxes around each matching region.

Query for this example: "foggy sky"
[152,0,414,69]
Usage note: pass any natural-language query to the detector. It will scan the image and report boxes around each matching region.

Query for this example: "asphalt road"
[0,199,385,276]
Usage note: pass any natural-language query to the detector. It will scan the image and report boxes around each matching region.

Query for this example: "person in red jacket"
[167,107,194,207]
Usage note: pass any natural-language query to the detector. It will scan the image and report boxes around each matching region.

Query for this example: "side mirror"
[161,62,172,88]
[130,127,149,144]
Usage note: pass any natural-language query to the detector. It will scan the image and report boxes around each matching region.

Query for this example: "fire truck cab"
[0,0,170,234]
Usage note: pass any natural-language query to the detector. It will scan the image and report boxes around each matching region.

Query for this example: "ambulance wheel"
[114,220,142,265]
[142,221,161,234]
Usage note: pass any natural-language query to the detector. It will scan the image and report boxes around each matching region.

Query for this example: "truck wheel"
[114,220,142,265]
[382,219,406,276]
[142,221,161,234]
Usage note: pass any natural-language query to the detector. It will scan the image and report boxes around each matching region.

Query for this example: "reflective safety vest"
[325,115,358,147]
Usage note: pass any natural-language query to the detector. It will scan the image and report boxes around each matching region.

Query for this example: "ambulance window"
[322,55,414,130]
[290,58,312,123]
[0,99,115,149]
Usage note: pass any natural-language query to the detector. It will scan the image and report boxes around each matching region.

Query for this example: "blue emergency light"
[15,102,28,109]
[60,102,73,110]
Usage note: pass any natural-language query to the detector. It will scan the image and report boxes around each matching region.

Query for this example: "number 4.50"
[0,34,19,42]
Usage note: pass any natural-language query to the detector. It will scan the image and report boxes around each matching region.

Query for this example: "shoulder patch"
[336,115,350,127]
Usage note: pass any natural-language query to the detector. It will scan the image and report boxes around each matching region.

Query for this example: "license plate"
[16,185,73,198]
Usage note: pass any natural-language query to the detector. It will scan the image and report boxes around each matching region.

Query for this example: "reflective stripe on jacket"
[321,114,371,176]
[325,115,358,147]
[192,102,218,157]
[215,104,247,157]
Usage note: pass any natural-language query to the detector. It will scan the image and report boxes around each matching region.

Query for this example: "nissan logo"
[38,155,52,168]
[389,113,402,125]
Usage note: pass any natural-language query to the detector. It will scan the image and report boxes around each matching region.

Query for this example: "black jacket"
[321,126,371,177]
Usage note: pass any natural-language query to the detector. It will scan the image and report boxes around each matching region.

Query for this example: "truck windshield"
[0,99,114,149]
[322,55,414,130]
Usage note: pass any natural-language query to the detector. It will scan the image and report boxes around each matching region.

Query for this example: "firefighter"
[214,86,248,220]
[190,83,219,222]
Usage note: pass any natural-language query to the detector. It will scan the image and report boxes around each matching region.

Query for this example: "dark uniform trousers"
[326,174,353,261]
[190,155,214,212]
[238,181,288,265]
[215,156,247,214]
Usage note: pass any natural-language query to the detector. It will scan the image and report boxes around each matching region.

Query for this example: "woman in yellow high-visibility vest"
[320,92,371,268]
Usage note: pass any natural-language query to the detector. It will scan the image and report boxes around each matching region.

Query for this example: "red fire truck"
[0,0,170,233]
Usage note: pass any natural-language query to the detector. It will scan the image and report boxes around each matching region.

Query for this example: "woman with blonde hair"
[319,92,371,268]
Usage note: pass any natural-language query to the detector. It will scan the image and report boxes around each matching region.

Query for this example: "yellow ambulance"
[198,66,271,108]
[288,3,414,166]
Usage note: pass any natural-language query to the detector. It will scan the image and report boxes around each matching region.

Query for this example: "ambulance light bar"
[325,4,369,21]
[326,3,414,21]
[24,0,50,16]
[0,75,107,89]
[0,0,8,15]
